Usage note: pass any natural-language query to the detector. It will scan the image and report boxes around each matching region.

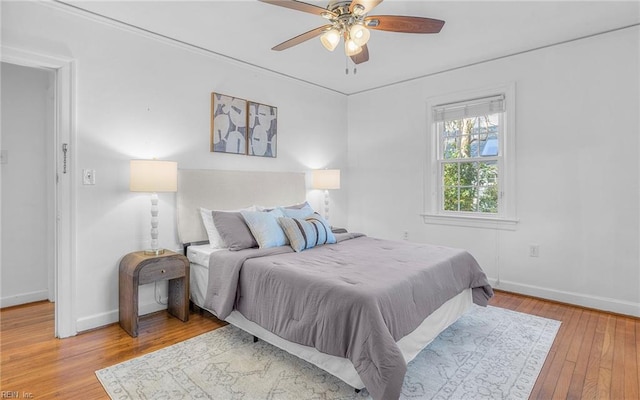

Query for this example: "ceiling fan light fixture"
[352,4,366,16]
[320,28,341,51]
[349,23,370,46]
[345,38,363,56]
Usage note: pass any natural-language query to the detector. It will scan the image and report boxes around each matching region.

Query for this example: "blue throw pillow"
[279,202,315,219]
[241,208,288,248]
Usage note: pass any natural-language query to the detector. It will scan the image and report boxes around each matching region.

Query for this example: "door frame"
[2,46,77,338]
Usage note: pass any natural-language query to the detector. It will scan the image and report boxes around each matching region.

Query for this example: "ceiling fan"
[259,0,445,65]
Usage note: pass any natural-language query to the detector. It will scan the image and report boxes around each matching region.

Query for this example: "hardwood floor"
[490,291,639,400]
[1,302,225,398]
[1,291,638,399]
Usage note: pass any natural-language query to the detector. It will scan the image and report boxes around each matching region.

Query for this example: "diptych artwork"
[210,93,277,158]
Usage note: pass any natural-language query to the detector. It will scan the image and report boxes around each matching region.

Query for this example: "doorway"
[1,62,56,308]
[1,47,76,338]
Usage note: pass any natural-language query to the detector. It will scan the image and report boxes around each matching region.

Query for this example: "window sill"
[421,213,519,231]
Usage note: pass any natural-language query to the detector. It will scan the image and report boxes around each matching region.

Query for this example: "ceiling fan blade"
[350,0,383,15]
[272,25,332,51]
[364,15,445,33]
[259,0,337,18]
[350,44,370,64]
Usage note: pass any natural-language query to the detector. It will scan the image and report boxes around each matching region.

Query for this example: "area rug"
[96,305,560,399]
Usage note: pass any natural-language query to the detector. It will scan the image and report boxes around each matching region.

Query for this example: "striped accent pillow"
[278,214,336,252]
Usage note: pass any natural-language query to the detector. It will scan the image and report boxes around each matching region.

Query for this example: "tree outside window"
[440,114,500,214]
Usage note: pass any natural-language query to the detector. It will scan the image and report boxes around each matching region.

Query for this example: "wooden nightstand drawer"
[139,261,186,285]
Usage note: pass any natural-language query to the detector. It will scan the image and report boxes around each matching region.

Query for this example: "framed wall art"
[210,92,248,155]
[247,101,277,158]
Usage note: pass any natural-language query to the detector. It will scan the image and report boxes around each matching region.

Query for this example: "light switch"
[82,169,96,185]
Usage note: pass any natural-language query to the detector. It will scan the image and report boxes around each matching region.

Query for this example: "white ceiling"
[65,0,640,95]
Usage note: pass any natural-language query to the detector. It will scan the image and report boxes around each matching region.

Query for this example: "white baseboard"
[75,300,168,333]
[0,290,49,308]
[489,278,640,317]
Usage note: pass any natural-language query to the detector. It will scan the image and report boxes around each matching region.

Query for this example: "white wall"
[1,62,55,307]
[347,27,640,316]
[1,2,348,330]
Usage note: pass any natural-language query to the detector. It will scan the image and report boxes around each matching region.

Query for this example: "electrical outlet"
[82,169,96,185]
[529,244,540,257]
[403,231,409,241]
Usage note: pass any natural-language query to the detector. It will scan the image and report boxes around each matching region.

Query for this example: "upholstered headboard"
[176,169,306,244]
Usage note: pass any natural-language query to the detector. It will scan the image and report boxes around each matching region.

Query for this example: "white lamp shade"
[344,38,362,56]
[130,160,178,192]
[312,169,341,190]
[320,29,341,51]
[349,24,370,47]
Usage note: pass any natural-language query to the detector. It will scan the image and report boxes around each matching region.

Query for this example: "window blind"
[433,94,505,122]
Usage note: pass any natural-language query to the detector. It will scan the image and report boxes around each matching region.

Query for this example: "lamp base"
[144,249,166,256]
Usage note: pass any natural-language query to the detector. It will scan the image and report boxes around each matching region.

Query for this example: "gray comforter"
[204,233,493,400]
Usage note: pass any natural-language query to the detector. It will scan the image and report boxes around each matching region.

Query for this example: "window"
[424,85,517,229]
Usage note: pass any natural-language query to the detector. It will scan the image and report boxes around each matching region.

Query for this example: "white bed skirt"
[189,259,473,390]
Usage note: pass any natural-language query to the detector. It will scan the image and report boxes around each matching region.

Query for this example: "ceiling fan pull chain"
[345,56,358,75]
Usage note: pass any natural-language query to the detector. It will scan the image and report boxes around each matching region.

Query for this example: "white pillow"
[240,208,288,249]
[200,205,256,248]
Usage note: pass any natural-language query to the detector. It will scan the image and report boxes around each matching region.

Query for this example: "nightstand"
[119,250,190,337]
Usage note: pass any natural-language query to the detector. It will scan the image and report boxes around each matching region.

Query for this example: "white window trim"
[422,83,518,230]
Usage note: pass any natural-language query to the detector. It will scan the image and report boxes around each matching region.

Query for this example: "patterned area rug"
[96,305,560,399]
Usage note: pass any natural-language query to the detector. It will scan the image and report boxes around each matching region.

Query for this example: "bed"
[177,169,493,400]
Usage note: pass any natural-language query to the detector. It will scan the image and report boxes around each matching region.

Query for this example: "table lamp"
[130,159,177,255]
[312,169,340,222]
